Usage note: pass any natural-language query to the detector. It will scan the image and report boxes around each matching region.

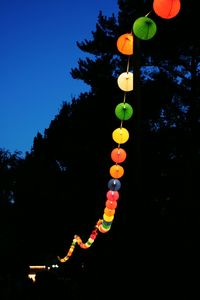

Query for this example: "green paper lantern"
[133,16,157,40]
[115,102,133,121]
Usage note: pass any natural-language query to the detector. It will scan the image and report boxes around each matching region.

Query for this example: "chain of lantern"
[57,0,181,264]
[57,34,134,263]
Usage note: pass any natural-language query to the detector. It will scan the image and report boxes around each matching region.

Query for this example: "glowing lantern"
[115,102,133,121]
[111,147,127,163]
[102,220,113,227]
[133,16,157,40]
[117,33,134,55]
[117,72,133,91]
[106,190,119,201]
[112,127,129,144]
[110,164,124,179]
[104,207,115,216]
[102,224,113,231]
[153,0,181,19]
[90,233,97,240]
[108,178,121,191]
[99,225,111,233]
[103,214,114,222]
[106,199,118,210]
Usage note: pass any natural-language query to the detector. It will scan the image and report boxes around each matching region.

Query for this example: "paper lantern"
[106,190,119,201]
[104,207,115,216]
[90,233,97,240]
[99,224,111,233]
[115,102,133,121]
[133,16,157,40]
[117,33,134,55]
[106,199,118,210]
[110,164,124,179]
[117,72,133,92]
[111,147,127,163]
[112,127,129,144]
[108,179,121,191]
[102,221,113,228]
[103,214,114,222]
[88,238,94,244]
[153,0,181,19]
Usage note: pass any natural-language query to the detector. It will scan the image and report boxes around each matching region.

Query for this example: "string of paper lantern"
[56,0,181,265]
[57,32,133,263]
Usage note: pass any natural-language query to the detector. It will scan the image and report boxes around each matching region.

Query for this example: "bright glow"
[28,273,36,282]
[29,265,46,269]
[51,264,59,268]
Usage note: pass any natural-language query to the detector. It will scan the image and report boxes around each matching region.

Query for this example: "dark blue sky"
[0,0,118,156]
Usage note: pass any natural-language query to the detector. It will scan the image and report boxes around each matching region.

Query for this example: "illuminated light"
[101,223,112,230]
[80,244,89,249]
[99,225,111,233]
[28,274,36,282]
[106,190,119,201]
[29,265,46,270]
[104,207,115,216]
[115,102,133,121]
[153,0,181,19]
[102,220,113,227]
[112,127,129,144]
[117,72,133,91]
[110,164,124,179]
[133,16,157,40]
[103,213,114,222]
[86,241,92,246]
[88,238,94,244]
[106,199,118,210]
[51,264,59,268]
[116,32,134,55]
[111,147,127,163]
[107,178,121,191]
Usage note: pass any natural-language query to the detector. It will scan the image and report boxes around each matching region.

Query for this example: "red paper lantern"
[153,0,181,19]
[106,190,119,201]
[111,147,127,163]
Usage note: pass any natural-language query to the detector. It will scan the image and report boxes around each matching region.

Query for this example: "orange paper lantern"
[110,164,124,179]
[117,33,134,55]
[106,199,118,210]
[153,0,181,19]
[104,207,115,216]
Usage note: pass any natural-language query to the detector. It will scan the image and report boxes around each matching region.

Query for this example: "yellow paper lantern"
[112,127,129,144]
[103,214,114,222]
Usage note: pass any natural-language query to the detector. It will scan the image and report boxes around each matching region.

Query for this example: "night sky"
[0,0,118,156]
